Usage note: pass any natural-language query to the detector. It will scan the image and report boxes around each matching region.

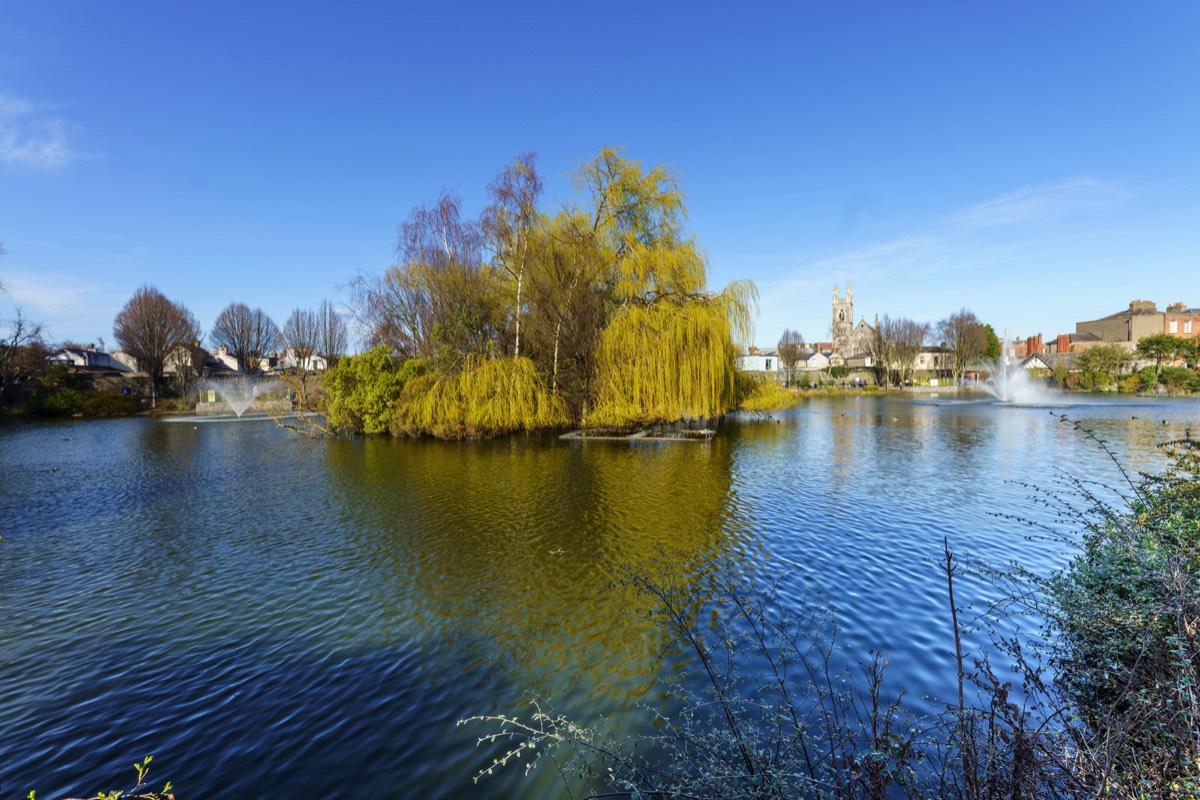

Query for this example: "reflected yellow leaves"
[323,433,742,712]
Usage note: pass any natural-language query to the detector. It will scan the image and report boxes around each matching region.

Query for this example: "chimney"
[1129,299,1158,312]
[1057,333,1070,353]
[1167,302,1187,313]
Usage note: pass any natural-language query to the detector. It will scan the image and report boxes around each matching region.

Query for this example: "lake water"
[1,394,1197,798]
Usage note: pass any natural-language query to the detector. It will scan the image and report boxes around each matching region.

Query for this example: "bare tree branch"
[113,285,201,407]
[210,302,281,373]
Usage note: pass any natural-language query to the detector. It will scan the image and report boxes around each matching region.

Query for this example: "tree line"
[774,309,1002,388]
[108,287,348,407]
[7,147,767,431]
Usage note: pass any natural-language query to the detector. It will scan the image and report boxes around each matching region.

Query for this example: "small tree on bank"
[982,323,1002,360]
[1136,332,1198,372]
[0,308,45,408]
[1075,343,1130,389]
[315,299,348,365]
[113,285,201,407]
[936,308,988,384]
[776,328,805,386]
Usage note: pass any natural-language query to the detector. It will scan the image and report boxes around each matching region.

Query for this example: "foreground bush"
[1046,435,1199,793]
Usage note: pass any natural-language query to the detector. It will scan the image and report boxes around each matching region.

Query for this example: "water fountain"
[195,376,287,417]
[980,330,1056,404]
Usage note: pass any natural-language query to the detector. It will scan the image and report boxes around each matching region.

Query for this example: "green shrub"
[1047,439,1200,791]
[1161,366,1200,394]
[1137,366,1159,391]
[322,347,422,434]
[31,388,87,416]
[82,392,141,416]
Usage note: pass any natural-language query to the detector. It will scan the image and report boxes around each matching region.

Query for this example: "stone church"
[831,283,875,362]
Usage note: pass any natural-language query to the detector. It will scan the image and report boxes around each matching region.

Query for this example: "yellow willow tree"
[569,147,759,428]
[390,354,569,439]
[586,281,758,428]
[522,210,608,406]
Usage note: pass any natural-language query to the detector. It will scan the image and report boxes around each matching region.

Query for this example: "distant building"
[798,350,830,371]
[830,284,876,365]
[47,344,132,372]
[914,346,951,375]
[737,351,779,372]
[1164,302,1200,343]
[1074,300,1164,349]
[278,348,329,372]
[832,283,854,356]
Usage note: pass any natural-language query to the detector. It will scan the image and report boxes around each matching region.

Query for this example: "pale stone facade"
[832,283,854,356]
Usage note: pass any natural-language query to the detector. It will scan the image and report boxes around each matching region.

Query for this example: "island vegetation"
[329,147,780,437]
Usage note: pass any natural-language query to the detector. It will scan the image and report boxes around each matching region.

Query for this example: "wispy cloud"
[949,177,1128,229]
[810,235,943,275]
[785,177,1129,284]
[1,270,119,341]
[0,92,84,172]
[754,176,1133,344]
[3,270,96,316]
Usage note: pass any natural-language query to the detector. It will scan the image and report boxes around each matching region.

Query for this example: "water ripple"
[0,397,1196,797]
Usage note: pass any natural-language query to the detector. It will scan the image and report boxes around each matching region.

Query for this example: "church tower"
[832,282,854,355]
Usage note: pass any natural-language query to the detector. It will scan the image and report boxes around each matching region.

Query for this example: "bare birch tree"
[482,152,543,358]
[352,192,501,368]
[864,316,893,387]
[864,315,928,387]
[887,315,931,386]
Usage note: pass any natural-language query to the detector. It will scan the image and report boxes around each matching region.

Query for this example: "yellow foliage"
[391,355,570,439]
[585,282,757,428]
[735,374,801,414]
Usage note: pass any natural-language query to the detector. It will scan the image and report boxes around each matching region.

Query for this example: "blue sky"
[2,2,1197,350]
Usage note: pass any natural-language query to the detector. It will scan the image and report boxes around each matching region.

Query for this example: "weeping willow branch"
[391,355,569,438]
[585,281,758,429]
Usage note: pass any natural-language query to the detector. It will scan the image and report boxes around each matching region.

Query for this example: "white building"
[736,352,779,372]
[47,345,133,372]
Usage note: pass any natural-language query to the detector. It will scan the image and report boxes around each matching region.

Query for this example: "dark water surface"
[1,395,1197,798]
